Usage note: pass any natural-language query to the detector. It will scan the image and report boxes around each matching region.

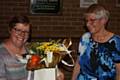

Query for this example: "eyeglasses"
[13,27,30,35]
[85,16,103,24]
[86,18,99,23]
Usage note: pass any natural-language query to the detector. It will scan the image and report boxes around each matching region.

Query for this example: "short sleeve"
[110,35,120,63]
[78,32,91,56]
[78,38,82,55]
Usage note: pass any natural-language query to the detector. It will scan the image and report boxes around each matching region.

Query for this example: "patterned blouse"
[77,32,120,80]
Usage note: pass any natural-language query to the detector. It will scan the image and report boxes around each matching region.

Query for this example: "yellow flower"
[26,39,73,69]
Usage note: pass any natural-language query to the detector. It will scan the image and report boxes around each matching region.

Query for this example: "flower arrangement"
[26,39,71,70]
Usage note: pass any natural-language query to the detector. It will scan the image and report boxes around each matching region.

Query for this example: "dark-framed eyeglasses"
[13,27,30,35]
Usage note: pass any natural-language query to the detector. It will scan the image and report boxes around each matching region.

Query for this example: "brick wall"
[0,0,120,38]
[0,0,120,39]
[0,0,120,79]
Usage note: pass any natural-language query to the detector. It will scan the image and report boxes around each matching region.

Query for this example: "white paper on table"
[34,68,56,80]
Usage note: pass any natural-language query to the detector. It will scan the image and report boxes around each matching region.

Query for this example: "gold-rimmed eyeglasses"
[86,18,98,23]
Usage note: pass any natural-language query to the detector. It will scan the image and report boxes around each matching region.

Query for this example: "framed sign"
[30,0,61,14]
[116,0,120,7]
[80,0,98,8]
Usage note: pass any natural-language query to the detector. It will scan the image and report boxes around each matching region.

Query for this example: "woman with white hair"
[71,4,120,80]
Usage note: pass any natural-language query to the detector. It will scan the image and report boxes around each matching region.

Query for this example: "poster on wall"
[30,0,61,14]
[116,0,120,7]
[80,0,98,8]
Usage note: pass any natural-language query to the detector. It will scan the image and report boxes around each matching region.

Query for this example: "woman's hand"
[57,70,64,80]
[115,63,120,80]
